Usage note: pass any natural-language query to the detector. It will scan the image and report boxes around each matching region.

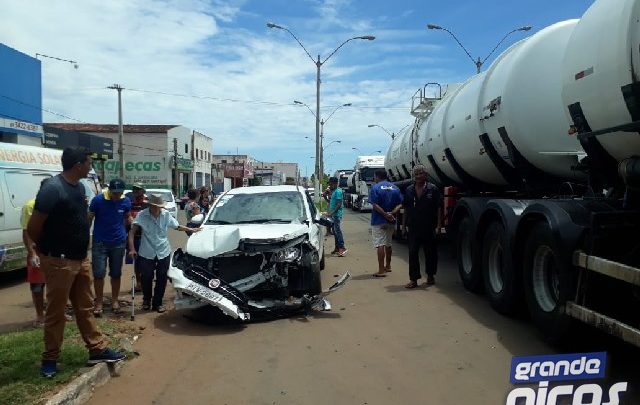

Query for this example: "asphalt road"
[1,209,639,404]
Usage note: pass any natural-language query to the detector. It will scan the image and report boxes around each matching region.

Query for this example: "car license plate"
[184,282,220,303]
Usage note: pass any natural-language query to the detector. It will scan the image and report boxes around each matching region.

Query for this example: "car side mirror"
[190,214,204,225]
[315,216,333,228]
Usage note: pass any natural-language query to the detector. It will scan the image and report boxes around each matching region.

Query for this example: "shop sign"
[175,157,194,170]
[93,158,169,187]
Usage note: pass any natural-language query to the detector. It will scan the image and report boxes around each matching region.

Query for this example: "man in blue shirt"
[369,170,403,277]
[88,178,132,316]
[327,177,347,257]
[128,194,200,312]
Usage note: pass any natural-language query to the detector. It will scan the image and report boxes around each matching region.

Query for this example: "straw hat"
[148,193,166,208]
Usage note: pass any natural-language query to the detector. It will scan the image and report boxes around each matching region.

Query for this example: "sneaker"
[87,348,126,365]
[426,276,436,286]
[41,360,57,378]
[338,248,348,257]
[153,305,166,313]
[142,301,151,310]
[330,249,338,255]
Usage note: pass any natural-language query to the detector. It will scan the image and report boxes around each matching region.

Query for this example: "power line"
[0,93,86,122]
[124,87,406,110]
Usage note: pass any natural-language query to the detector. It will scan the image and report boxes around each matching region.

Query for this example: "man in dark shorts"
[27,147,125,378]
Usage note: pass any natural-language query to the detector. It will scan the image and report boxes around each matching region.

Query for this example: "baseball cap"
[132,182,145,190]
[109,178,126,193]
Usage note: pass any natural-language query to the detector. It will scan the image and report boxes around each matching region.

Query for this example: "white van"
[0,143,101,273]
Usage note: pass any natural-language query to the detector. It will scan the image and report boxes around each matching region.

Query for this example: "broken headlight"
[273,247,301,263]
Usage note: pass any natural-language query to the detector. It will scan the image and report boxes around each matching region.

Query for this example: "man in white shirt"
[127,194,200,312]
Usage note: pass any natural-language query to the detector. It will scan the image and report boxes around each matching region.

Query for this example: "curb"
[45,361,125,405]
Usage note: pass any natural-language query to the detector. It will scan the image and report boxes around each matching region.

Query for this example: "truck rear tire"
[456,216,483,292]
[482,221,521,315]
[522,221,575,342]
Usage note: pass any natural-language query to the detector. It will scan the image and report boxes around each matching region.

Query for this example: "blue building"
[0,43,43,145]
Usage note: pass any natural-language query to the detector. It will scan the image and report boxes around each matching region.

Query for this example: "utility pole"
[173,138,179,195]
[108,84,125,178]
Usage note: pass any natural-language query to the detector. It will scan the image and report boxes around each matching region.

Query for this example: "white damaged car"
[168,185,350,321]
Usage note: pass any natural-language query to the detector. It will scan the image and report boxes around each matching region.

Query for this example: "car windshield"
[207,191,306,224]
[361,168,377,182]
[148,191,173,202]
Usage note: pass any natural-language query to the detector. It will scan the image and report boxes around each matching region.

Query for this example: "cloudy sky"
[1,0,593,176]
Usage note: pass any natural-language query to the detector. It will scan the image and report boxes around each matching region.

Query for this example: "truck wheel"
[522,222,574,342]
[482,222,521,315]
[456,216,482,292]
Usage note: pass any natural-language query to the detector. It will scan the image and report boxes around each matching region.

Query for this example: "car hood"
[185,223,309,258]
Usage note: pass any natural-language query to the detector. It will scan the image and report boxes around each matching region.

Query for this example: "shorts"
[92,241,126,279]
[30,283,45,293]
[371,224,394,248]
[26,262,46,284]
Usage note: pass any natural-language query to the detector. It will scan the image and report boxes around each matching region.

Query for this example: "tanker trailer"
[387,0,640,346]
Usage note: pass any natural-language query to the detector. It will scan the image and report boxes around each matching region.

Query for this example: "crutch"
[131,274,136,321]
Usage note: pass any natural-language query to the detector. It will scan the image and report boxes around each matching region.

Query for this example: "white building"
[192,130,213,188]
[44,124,209,195]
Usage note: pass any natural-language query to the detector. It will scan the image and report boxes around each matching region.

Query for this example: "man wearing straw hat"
[127,193,200,313]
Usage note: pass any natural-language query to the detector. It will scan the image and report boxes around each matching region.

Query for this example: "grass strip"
[0,319,138,405]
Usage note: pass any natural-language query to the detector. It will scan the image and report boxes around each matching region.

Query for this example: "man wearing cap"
[128,194,200,313]
[88,178,132,315]
[125,183,148,291]
[326,177,347,257]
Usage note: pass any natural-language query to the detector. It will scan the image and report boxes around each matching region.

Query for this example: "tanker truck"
[385,0,640,347]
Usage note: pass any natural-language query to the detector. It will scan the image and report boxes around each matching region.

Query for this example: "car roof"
[225,185,303,195]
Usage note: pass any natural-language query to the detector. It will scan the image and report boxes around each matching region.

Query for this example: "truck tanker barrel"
[387,0,640,192]
[386,0,640,348]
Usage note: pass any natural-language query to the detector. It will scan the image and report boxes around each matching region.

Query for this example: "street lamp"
[368,124,395,139]
[295,100,351,186]
[426,24,531,73]
[35,53,79,69]
[269,22,374,201]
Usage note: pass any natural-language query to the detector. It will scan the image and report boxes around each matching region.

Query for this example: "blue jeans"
[91,241,126,279]
[332,216,345,249]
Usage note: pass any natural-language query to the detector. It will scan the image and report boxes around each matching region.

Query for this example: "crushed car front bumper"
[168,249,350,321]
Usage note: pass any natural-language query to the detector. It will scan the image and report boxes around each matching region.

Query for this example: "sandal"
[404,281,418,289]
[385,267,392,273]
[93,307,103,317]
[372,273,387,278]
[112,304,123,314]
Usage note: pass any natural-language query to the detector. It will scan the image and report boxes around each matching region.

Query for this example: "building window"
[196,148,199,160]
[221,159,227,164]
[185,144,188,154]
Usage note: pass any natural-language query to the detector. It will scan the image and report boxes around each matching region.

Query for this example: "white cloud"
[0,0,458,173]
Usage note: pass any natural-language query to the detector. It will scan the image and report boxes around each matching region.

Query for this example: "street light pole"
[35,53,79,69]
[426,24,531,73]
[268,22,374,201]
[295,100,351,193]
[368,124,395,139]
[107,84,125,178]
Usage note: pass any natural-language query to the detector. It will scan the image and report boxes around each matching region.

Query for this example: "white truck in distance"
[345,156,385,212]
